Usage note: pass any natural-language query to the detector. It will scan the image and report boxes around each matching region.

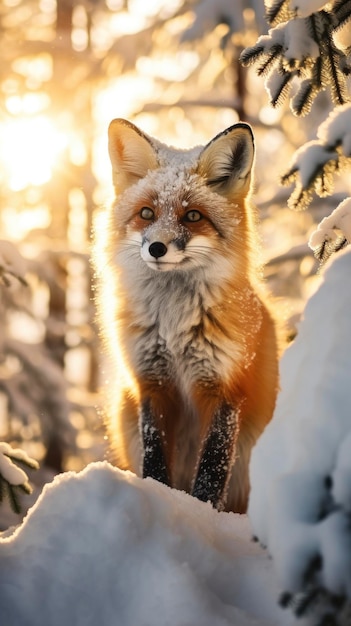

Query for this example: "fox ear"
[108,119,158,191]
[197,123,254,197]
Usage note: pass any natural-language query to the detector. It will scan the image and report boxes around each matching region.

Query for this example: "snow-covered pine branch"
[281,103,351,211]
[240,1,351,116]
[309,197,351,262]
[249,247,351,625]
[0,442,38,514]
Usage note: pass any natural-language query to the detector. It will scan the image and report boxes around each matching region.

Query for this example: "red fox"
[94,118,281,513]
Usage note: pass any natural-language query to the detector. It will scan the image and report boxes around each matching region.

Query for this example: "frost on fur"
[94,119,281,513]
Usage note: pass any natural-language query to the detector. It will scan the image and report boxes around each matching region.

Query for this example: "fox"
[94,118,281,513]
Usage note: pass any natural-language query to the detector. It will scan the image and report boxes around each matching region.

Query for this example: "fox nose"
[149,241,167,259]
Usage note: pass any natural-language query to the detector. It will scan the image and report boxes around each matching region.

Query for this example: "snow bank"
[0,462,291,626]
[249,246,351,598]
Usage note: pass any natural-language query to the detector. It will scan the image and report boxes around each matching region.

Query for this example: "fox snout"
[141,235,187,270]
[148,241,168,259]
[140,222,190,270]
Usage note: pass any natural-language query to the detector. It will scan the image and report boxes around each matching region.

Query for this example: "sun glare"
[0,115,68,191]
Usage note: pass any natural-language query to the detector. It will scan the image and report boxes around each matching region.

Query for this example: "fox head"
[107,119,255,276]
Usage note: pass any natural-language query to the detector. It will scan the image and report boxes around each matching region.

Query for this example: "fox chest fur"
[94,118,280,513]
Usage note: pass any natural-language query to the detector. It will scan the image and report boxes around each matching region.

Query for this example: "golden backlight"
[0,114,68,191]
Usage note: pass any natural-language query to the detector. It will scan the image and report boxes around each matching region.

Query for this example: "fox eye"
[140,207,154,220]
[184,210,202,222]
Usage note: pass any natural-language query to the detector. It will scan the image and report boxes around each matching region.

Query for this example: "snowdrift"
[0,462,289,626]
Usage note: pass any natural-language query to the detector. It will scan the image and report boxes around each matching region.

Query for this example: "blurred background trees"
[0,0,348,521]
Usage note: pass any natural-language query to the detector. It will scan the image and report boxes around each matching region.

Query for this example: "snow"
[288,0,328,17]
[0,443,32,487]
[249,246,351,599]
[317,103,351,157]
[1,235,351,625]
[286,140,337,188]
[256,18,319,63]
[0,462,292,626]
[309,197,351,251]
[282,18,319,61]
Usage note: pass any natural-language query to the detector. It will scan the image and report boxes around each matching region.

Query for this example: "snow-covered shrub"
[249,247,351,625]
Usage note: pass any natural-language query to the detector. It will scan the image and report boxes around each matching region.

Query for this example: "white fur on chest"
[121,264,242,392]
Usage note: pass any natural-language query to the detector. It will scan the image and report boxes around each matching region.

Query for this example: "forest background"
[0,0,349,526]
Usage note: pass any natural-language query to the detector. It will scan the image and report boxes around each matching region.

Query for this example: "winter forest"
[0,0,351,624]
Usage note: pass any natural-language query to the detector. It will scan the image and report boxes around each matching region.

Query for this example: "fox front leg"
[139,398,170,486]
[192,402,240,511]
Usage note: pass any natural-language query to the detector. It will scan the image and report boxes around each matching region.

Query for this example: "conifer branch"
[332,0,351,30]
[292,79,316,116]
[269,69,292,107]
[0,443,39,514]
[239,44,265,67]
[241,3,350,119]
[265,0,293,26]
[257,45,283,76]
[323,38,348,105]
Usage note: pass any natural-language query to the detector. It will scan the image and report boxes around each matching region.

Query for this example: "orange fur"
[94,119,282,512]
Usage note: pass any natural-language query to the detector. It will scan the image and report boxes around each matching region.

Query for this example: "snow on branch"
[281,103,351,211]
[309,197,351,262]
[249,247,351,625]
[0,442,38,514]
[240,1,351,116]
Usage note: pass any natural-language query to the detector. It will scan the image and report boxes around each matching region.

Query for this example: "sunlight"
[0,114,68,191]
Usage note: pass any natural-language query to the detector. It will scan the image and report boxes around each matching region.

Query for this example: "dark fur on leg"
[192,402,240,510]
[140,398,170,485]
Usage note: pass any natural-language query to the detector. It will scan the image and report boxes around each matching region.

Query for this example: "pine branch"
[269,69,293,107]
[315,167,335,197]
[0,475,31,514]
[323,38,349,105]
[287,185,313,211]
[280,165,298,186]
[257,45,284,76]
[292,79,317,116]
[265,0,292,26]
[0,444,39,514]
[314,235,348,263]
[332,0,351,31]
[239,44,266,67]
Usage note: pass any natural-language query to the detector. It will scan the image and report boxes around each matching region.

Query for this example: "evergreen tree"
[241,0,351,262]
[241,2,351,623]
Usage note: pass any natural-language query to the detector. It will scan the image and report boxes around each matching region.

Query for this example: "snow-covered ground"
[0,247,350,626]
[249,246,351,602]
[0,462,292,626]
